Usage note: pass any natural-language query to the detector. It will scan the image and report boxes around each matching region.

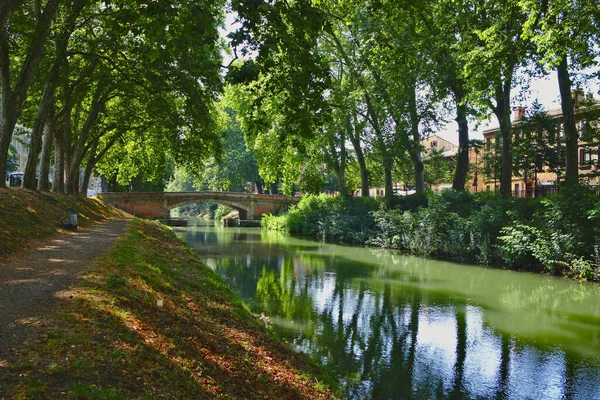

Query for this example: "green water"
[175,221,600,399]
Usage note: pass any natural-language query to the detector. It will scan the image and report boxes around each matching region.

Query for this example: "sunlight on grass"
[1,218,338,399]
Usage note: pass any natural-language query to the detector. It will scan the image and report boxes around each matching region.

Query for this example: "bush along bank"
[262,186,600,281]
[262,194,380,244]
[2,219,337,399]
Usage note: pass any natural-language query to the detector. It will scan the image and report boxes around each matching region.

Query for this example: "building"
[422,135,459,160]
[421,134,459,192]
[481,91,600,197]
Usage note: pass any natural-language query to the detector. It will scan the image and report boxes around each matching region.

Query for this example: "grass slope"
[2,218,337,399]
[0,188,127,259]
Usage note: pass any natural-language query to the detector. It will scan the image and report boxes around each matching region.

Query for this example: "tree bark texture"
[38,118,54,191]
[22,1,85,189]
[23,85,54,189]
[65,86,107,195]
[408,86,425,192]
[557,56,579,185]
[494,82,513,197]
[0,0,61,188]
[350,112,369,197]
[52,119,66,193]
[452,101,470,191]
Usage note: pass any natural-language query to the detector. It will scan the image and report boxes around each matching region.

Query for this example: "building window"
[432,140,437,148]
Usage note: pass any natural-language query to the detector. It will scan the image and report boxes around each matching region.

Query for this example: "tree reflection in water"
[176,223,600,399]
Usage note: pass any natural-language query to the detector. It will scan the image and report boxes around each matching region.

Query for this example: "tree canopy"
[1,0,598,199]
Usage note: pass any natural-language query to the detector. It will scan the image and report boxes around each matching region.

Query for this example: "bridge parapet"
[101,192,299,220]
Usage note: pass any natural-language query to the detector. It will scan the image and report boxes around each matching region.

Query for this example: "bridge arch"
[168,199,251,219]
[101,191,298,220]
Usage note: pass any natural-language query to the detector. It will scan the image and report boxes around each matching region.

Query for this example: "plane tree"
[0,0,61,188]
[455,0,530,196]
[520,0,600,185]
[2,0,225,194]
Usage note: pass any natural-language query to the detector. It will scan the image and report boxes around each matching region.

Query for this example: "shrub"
[499,184,600,278]
[214,205,233,221]
[374,189,542,264]
[265,194,379,244]
[498,219,541,268]
[261,214,288,232]
[391,190,430,212]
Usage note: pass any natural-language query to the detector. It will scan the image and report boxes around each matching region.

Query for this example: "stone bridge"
[100,191,299,220]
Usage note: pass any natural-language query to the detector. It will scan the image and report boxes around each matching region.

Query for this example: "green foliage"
[298,162,327,195]
[213,205,233,221]
[264,194,380,244]
[165,165,196,192]
[372,189,543,265]
[261,214,289,232]
[498,219,540,267]
[469,196,515,264]
[191,103,260,192]
[391,191,430,212]
[6,144,18,173]
[499,185,600,279]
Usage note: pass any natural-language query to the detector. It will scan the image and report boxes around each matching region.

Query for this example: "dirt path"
[0,219,128,364]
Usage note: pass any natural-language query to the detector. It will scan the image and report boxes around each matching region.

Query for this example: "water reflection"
[175,222,600,399]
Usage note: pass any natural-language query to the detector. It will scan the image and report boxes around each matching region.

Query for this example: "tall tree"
[458,0,529,196]
[0,0,61,188]
[22,0,86,189]
[412,0,478,191]
[520,0,600,185]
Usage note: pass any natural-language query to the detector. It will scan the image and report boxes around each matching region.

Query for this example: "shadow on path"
[0,219,128,362]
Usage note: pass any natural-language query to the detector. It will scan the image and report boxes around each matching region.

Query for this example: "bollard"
[68,213,78,229]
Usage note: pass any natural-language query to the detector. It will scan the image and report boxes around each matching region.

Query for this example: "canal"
[174,221,600,399]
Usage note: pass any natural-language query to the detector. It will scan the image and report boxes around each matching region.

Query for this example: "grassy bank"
[0,188,127,260]
[263,187,600,281]
[1,216,337,399]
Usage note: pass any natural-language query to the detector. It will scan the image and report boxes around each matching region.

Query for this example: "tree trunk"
[255,179,263,194]
[491,79,514,197]
[23,86,55,189]
[338,132,347,196]
[357,151,369,197]
[66,168,80,195]
[557,56,579,185]
[365,91,389,203]
[24,2,84,189]
[0,103,19,187]
[452,101,470,191]
[329,128,348,197]
[0,0,61,188]
[349,111,369,197]
[65,86,106,195]
[81,155,95,196]
[38,118,54,191]
[53,124,65,193]
[496,107,513,196]
[408,86,425,192]
[81,132,121,196]
[383,156,394,207]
